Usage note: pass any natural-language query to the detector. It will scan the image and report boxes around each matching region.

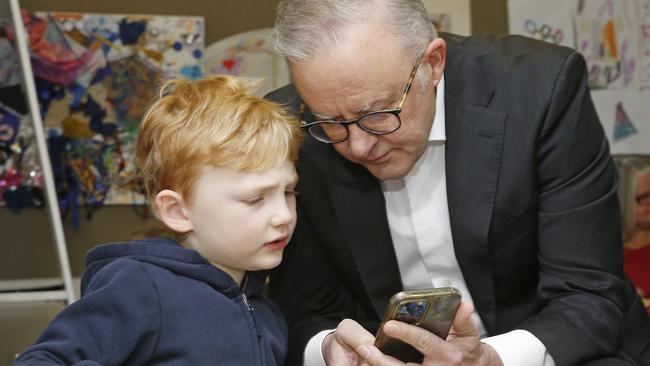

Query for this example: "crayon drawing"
[575,0,639,89]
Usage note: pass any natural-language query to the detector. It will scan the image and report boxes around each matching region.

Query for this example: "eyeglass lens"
[309,112,400,143]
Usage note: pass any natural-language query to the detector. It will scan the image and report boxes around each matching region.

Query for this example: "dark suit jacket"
[267,33,650,366]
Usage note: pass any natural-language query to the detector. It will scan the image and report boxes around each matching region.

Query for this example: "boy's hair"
[135,75,303,209]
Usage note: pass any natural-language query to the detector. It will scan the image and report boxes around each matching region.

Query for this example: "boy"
[14,75,303,366]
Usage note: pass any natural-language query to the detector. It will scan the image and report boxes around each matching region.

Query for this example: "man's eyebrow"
[358,98,392,114]
[312,98,393,120]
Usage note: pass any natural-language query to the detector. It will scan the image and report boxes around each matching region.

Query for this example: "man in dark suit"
[267,1,650,365]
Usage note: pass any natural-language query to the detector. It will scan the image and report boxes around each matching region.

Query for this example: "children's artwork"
[204,28,289,97]
[575,0,639,90]
[640,0,650,89]
[614,101,639,141]
[0,11,204,226]
[422,0,471,35]
[614,154,650,313]
[508,0,574,47]
[508,0,650,155]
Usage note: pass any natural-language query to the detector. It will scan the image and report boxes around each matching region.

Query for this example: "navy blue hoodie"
[13,237,288,366]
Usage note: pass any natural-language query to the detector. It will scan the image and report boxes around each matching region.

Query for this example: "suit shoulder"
[265,84,301,116]
[446,32,576,67]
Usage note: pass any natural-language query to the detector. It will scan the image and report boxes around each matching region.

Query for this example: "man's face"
[291,26,443,180]
[182,161,298,283]
[636,173,650,230]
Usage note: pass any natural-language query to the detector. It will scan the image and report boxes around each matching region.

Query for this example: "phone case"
[374,287,461,363]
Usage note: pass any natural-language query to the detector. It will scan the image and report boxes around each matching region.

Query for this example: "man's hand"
[355,301,504,366]
[322,319,376,365]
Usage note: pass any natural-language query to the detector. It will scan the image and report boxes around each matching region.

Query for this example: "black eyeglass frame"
[299,50,426,144]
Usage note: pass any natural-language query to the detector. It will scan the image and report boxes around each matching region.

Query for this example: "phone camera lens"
[396,300,428,324]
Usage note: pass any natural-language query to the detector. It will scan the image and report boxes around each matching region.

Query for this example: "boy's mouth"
[264,236,288,250]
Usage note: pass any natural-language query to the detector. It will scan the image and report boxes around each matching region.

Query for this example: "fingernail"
[357,344,371,358]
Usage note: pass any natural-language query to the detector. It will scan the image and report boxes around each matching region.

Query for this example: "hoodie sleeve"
[13,259,161,366]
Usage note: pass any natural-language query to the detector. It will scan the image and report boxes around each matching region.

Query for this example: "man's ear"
[424,37,446,87]
[154,189,192,234]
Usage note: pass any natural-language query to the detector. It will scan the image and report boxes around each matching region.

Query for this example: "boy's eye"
[285,189,299,197]
[244,196,263,205]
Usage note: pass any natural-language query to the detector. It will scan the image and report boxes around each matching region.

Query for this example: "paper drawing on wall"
[508,0,650,155]
[204,28,289,97]
[614,101,639,141]
[639,0,650,89]
[575,0,639,89]
[523,19,565,44]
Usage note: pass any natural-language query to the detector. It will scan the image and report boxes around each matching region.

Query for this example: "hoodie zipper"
[242,292,255,311]
[241,278,265,365]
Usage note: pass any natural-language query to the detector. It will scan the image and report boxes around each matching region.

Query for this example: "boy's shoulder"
[81,255,160,296]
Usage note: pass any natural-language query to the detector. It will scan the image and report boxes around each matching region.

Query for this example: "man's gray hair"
[274,0,437,62]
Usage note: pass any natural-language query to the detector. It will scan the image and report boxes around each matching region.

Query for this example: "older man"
[267,1,650,365]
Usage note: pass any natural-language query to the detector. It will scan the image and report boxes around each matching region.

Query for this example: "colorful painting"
[0,11,204,226]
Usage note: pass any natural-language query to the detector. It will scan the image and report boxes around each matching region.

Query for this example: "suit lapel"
[328,161,403,319]
[444,52,506,334]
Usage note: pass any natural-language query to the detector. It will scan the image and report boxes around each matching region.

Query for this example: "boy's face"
[183,160,298,284]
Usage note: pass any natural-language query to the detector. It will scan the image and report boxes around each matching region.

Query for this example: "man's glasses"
[299,51,425,144]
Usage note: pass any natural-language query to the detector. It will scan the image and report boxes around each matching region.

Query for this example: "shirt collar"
[428,74,446,142]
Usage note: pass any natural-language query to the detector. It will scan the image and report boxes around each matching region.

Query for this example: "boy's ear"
[154,189,192,234]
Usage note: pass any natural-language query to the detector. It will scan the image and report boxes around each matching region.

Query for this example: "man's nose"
[347,124,377,159]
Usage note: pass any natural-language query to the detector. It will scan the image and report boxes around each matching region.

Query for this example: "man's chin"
[364,163,411,181]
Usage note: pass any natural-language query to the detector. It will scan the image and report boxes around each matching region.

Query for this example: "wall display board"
[0,11,204,226]
[509,0,650,155]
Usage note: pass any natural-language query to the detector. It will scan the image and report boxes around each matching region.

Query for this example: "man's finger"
[382,320,444,356]
[356,344,403,366]
[334,318,376,349]
[448,301,479,337]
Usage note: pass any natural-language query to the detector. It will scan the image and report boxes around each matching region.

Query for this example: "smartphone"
[374,287,461,363]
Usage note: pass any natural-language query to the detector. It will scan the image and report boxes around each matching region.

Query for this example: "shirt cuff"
[481,329,555,366]
[303,329,335,366]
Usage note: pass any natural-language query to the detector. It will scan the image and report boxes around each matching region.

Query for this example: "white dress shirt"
[303,76,555,366]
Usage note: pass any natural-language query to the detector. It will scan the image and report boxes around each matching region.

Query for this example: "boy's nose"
[271,199,295,227]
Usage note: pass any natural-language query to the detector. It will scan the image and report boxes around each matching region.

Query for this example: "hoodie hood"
[82,237,258,298]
